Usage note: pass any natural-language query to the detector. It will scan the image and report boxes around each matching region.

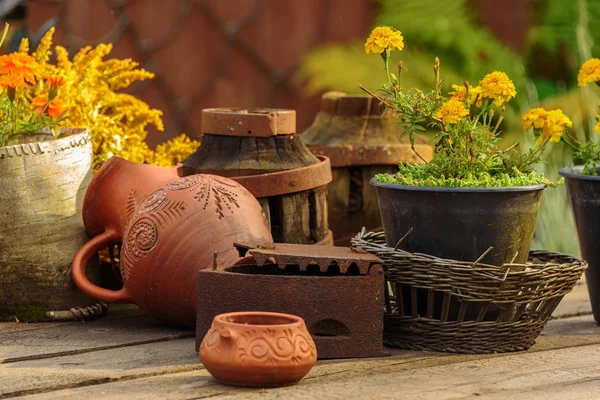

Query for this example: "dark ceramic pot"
[371,177,546,266]
[559,166,600,324]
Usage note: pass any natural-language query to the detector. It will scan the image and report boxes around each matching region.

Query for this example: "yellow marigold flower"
[577,58,600,87]
[450,84,483,107]
[540,109,572,144]
[433,98,470,124]
[522,108,547,131]
[32,94,48,112]
[364,26,404,55]
[478,71,516,107]
[595,121,600,135]
[48,97,66,120]
[0,52,37,84]
[0,74,27,88]
[46,74,66,87]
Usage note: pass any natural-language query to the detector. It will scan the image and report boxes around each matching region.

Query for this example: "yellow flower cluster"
[450,84,483,107]
[433,98,469,124]
[478,71,517,107]
[577,58,600,87]
[522,108,572,144]
[19,28,199,168]
[151,133,200,167]
[364,26,404,55]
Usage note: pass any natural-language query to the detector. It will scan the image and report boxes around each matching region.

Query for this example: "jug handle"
[72,229,132,303]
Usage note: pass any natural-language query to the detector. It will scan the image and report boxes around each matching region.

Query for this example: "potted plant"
[0,22,101,321]
[361,26,570,266]
[559,57,600,324]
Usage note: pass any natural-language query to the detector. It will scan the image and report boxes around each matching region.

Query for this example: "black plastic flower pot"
[371,178,546,266]
[560,166,600,324]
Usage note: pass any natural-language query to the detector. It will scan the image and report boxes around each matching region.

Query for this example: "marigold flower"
[450,84,483,107]
[0,74,27,88]
[0,52,36,85]
[364,26,404,55]
[522,108,548,131]
[540,109,572,144]
[32,94,48,113]
[46,74,66,87]
[48,97,66,120]
[577,58,600,87]
[595,121,600,135]
[478,71,517,107]
[433,98,470,124]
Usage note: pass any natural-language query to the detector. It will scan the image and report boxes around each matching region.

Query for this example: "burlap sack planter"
[0,128,106,322]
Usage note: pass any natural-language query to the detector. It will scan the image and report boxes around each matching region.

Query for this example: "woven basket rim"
[352,229,587,272]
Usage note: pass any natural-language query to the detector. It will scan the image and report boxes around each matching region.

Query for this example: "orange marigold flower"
[0,52,37,85]
[32,94,49,113]
[48,97,66,120]
[46,74,66,87]
[0,74,28,88]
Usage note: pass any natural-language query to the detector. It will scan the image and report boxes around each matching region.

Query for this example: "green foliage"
[375,163,558,188]
[574,140,600,174]
[0,92,62,147]
[528,0,600,65]
[371,60,557,187]
[376,0,528,97]
[298,45,463,95]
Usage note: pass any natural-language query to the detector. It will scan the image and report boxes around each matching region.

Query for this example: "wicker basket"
[351,230,587,354]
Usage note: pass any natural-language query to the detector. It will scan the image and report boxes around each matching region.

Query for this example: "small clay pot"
[199,311,317,387]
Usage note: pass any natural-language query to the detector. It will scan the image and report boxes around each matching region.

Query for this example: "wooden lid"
[201,108,296,137]
[320,92,384,116]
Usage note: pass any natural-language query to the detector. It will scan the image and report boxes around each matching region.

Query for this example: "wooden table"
[1,279,598,400]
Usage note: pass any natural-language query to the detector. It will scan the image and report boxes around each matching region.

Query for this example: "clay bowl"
[199,311,317,387]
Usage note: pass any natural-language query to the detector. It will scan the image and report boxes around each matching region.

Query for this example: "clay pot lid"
[320,91,385,116]
[215,311,303,328]
[201,108,296,137]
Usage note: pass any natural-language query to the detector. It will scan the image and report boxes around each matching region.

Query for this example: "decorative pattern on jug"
[194,175,247,219]
[237,325,316,367]
[166,175,200,191]
[120,175,255,281]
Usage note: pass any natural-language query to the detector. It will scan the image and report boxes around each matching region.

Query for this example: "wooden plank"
[541,314,599,337]
[551,278,592,319]
[0,316,192,363]
[9,315,600,399]
[17,337,600,399]
[0,338,200,398]
[309,186,328,242]
[224,343,600,400]
[278,192,312,244]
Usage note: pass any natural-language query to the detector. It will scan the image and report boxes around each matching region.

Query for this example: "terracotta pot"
[200,312,317,387]
[72,157,273,327]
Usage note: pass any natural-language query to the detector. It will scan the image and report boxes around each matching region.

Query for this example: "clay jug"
[72,157,273,327]
[200,311,317,387]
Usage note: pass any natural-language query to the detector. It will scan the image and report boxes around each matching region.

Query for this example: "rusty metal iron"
[234,241,381,274]
[196,243,387,359]
[201,108,296,137]
[230,155,332,198]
